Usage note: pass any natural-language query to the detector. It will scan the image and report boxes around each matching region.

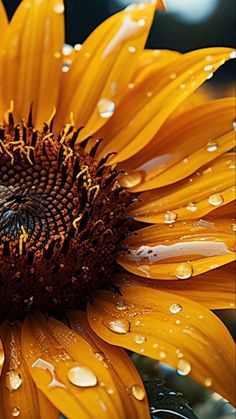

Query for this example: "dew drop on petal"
[175,262,193,279]
[120,171,142,188]
[138,18,146,27]
[159,351,166,360]
[169,72,177,79]
[106,318,130,334]
[163,211,177,224]
[134,334,146,344]
[204,377,213,387]
[186,202,197,212]
[5,371,22,391]
[116,300,127,311]
[135,319,142,326]
[204,64,214,71]
[207,141,218,152]
[11,407,20,417]
[54,51,61,59]
[169,303,183,314]
[74,43,82,51]
[231,224,236,232]
[61,63,70,73]
[208,193,224,206]
[179,83,186,90]
[206,73,213,80]
[53,3,65,13]
[130,384,146,400]
[177,359,191,376]
[128,46,136,53]
[62,43,73,56]
[95,352,105,362]
[229,50,236,59]
[97,99,115,118]
[67,366,97,387]
[233,121,236,131]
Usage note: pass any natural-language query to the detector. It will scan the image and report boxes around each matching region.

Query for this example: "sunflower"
[0,0,235,417]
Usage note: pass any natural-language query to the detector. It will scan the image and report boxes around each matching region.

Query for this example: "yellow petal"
[58,1,159,137]
[118,218,235,279]
[0,0,64,127]
[0,321,59,419]
[99,48,234,164]
[119,97,235,191]
[22,312,126,419]
[68,310,150,419]
[130,153,235,222]
[0,0,8,43]
[88,287,236,405]
[114,263,235,310]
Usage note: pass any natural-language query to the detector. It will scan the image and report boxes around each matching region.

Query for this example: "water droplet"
[61,63,70,73]
[54,51,61,58]
[179,83,186,89]
[207,141,218,152]
[146,91,153,97]
[6,371,22,391]
[12,407,20,417]
[169,72,177,79]
[231,224,236,232]
[53,3,65,13]
[107,388,114,394]
[138,18,146,27]
[204,377,212,387]
[67,366,97,387]
[32,358,66,390]
[175,319,181,325]
[163,211,177,224]
[177,359,191,376]
[233,121,236,131]
[62,43,73,56]
[135,319,142,326]
[95,352,105,362]
[207,73,213,80]
[121,171,142,188]
[134,335,146,344]
[116,300,127,311]
[203,167,213,175]
[130,384,145,400]
[98,99,115,118]
[159,351,166,359]
[128,46,136,53]
[229,50,236,59]
[74,43,82,51]
[169,303,183,314]
[175,262,193,279]
[186,202,197,212]
[208,193,224,206]
[106,318,130,334]
[128,82,135,89]
[204,64,214,71]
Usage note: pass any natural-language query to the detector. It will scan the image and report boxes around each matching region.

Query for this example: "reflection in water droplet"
[177,359,191,376]
[138,19,146,27]
[98,99,115,118]
[169,303,183,314]
[12,407,20,417]
[134,335,146,345]
[116,300,127,311]
[120,171,142,188]
[32,358,66,390]
[208,193,224,206]
[163,211,177,224]
[204,377,213,387]
[175,262,193,279]
[130,384,146,400]
[74,43,82,51]
[61,63,70,73]
[53,3,65,13]
[106,318,130,334]
[186,202,197,212]
[207,141,218,152]
[6,371,22,391]
[128,46,136,53]
[206,73,213,80]
[67,366,97,387]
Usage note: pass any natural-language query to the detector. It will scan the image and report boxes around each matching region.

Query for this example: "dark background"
[3,0,236,88]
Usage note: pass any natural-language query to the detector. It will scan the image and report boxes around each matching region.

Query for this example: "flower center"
[0,116,131,320]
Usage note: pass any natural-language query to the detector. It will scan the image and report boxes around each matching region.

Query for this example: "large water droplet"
[177,359,191,376]
[175,262,193,279]
[53,3,65,13]
[5,371,22,391]
[106,318,130,334]
[130,384,146,400]
[134,334,146,345]
[169,303,183,314]
[12,407,20,417]
[208,193,224,206]
[163,211,177,224]
[98,99,115,118]
[67,366,97,387]
[207,141,218,152]
[120,171,143,188]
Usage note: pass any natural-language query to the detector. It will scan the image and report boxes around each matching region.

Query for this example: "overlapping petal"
[129,153,235,223]
[118,218,235,279]
[114,263,235,309]
[57,0,162,136]
[0,0,64,126]
[22,312,133,419]
[88,286,236,405]
[98,48,235,164]
[119,97,235,190]
[68,310,150,419]
[0,321,59,418]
